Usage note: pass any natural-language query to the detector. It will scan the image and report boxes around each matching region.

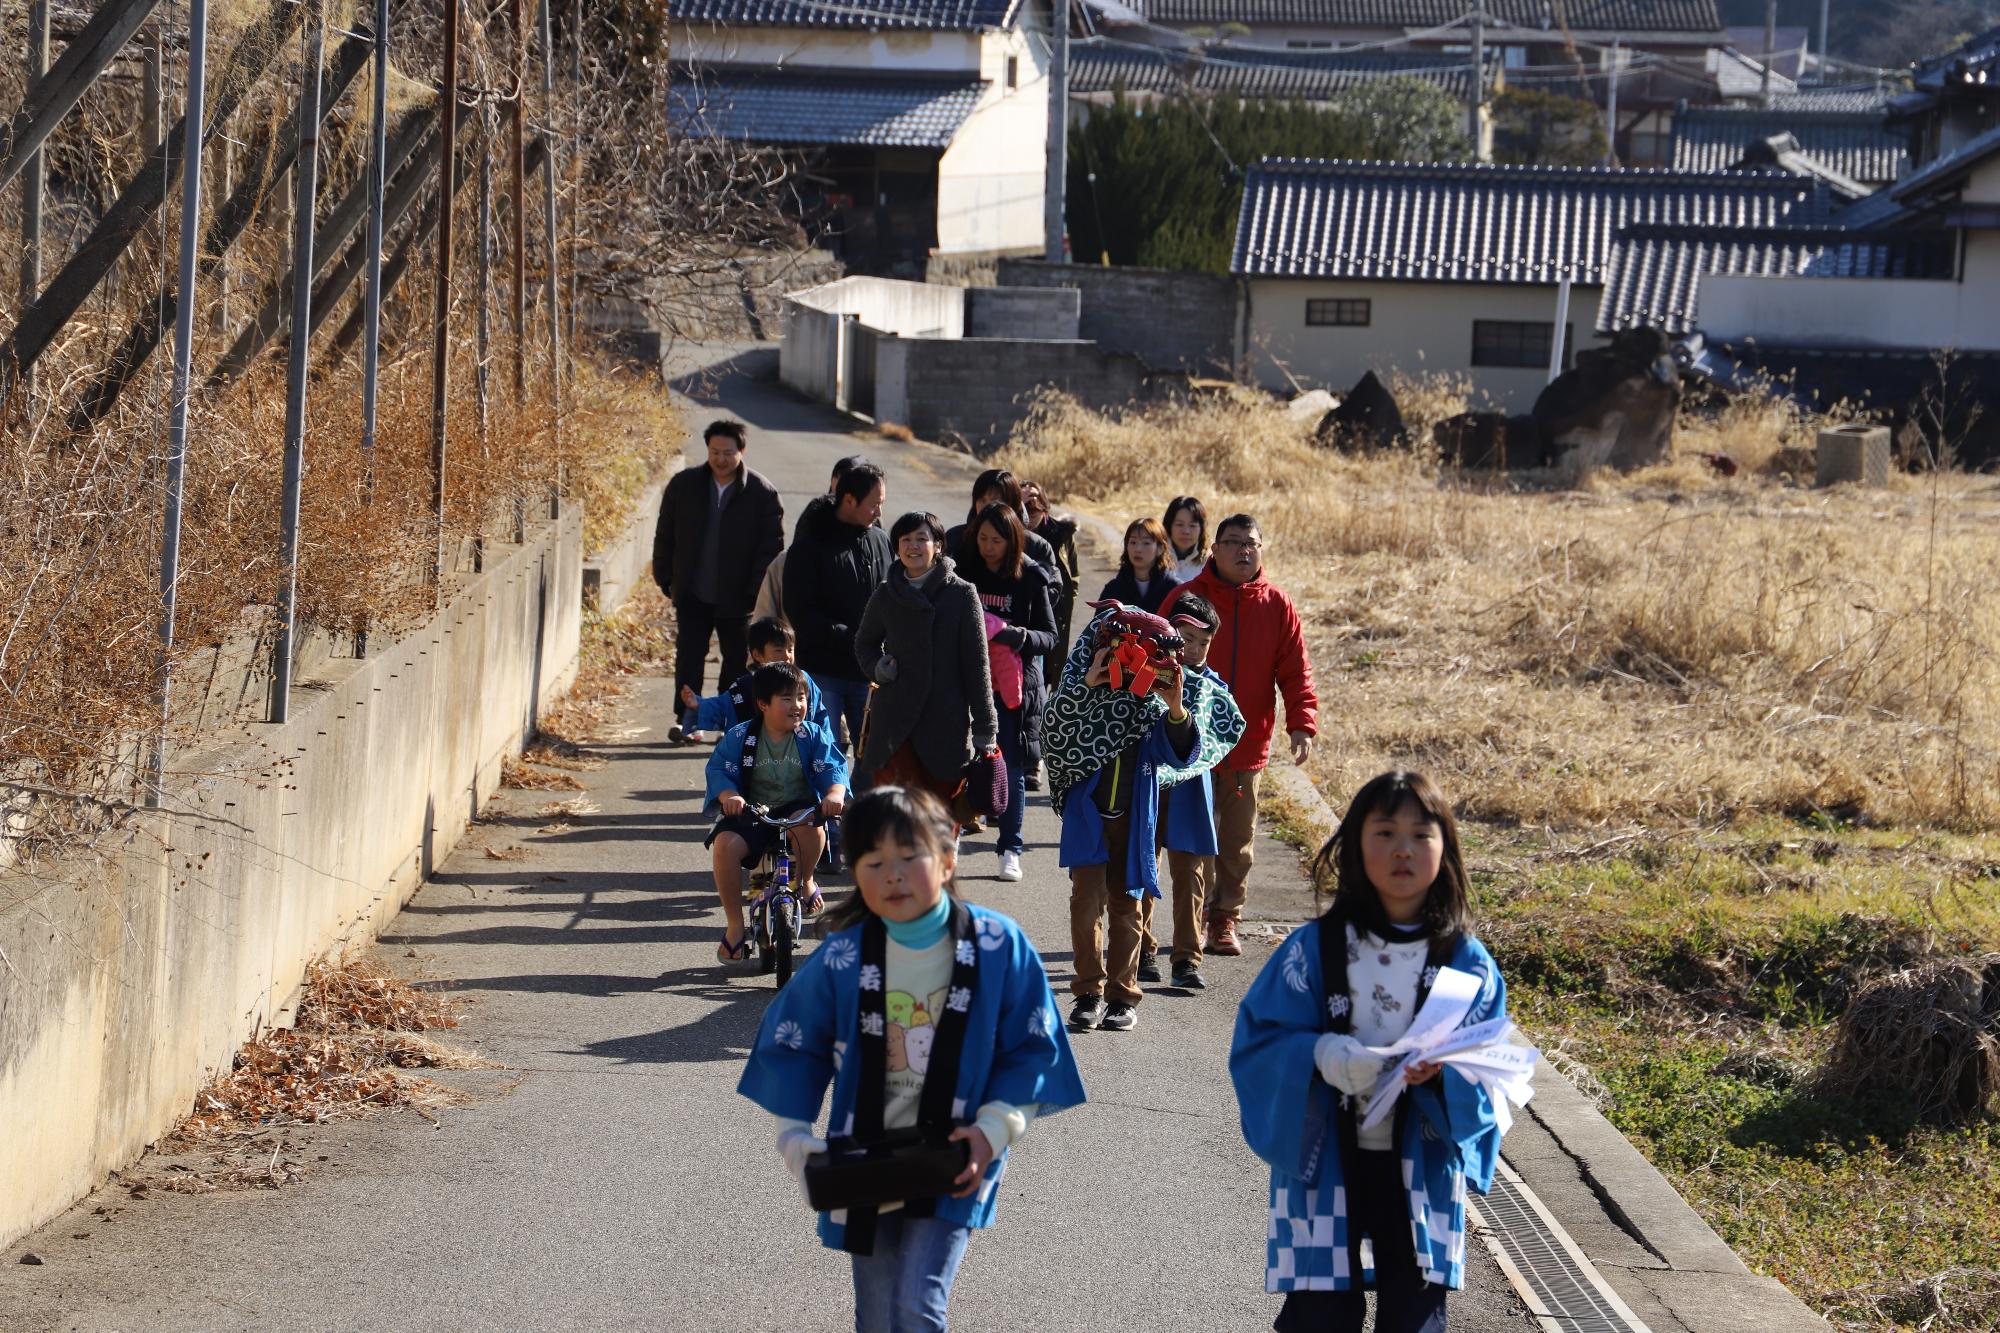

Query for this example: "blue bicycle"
[743,803,824,988]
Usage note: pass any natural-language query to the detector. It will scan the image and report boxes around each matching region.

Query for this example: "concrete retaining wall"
[995,259,1241,376]
[582,470,672,612]
[790,276,965,338]
[0,512,584,1250]
[875,336,1153,448]
[965,286,1081,339]
[780,298,841,401]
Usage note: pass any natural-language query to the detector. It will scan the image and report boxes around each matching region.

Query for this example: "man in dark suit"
[652,420,784,722]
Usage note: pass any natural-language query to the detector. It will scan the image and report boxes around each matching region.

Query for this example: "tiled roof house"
[1229,156,1828,405]
[667,0,1053,273]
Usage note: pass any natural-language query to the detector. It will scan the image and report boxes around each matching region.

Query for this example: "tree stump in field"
[1533,327,1682,477]
[1815,955,2000,1123]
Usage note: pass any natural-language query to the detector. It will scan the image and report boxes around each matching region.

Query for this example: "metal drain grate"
[1471,1162,1653,1333]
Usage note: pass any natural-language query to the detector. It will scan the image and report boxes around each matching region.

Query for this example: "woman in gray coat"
[853,511,999,809]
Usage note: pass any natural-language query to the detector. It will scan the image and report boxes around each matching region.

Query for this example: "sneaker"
[1136,953,1162,985]
[1025,766,1042,793]
[998,850,1023,882]
[1069,995,1107,1030]
[667,723,687,745]
[1100,1002,1138,1031]
[1208,916,1243,957]
[1172,962,1208,990]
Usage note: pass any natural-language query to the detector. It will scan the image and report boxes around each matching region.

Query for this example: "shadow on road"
[565,964,777,1065]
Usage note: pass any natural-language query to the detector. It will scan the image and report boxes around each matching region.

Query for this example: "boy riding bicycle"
[705,662,849,964]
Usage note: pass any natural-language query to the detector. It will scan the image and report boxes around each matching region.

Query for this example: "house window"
[1472,319,1572,369]
[1006,56,1019,90]
[1306,298,1371,327]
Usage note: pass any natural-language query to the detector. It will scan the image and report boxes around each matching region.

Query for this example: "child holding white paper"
[1229,770,1525,1333]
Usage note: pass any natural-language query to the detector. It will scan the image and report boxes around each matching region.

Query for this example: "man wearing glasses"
[1160,514,1318,957]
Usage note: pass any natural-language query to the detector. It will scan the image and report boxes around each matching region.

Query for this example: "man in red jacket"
[1160,512,1318,956]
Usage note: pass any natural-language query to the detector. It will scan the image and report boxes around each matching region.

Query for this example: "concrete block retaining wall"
[0,511,585,1249]
[995,259,1241,376]
[965,286,1081,339]
[875,336,1152,449]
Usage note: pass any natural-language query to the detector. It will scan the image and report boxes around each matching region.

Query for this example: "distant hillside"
[1717,0,2000,68]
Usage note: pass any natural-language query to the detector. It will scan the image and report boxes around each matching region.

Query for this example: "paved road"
[0,345,1535,1331]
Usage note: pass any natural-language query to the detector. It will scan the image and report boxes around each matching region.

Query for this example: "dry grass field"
[1002,388,2000,1330]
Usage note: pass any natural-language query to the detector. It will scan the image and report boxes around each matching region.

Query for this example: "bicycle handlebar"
[743,803,826,831]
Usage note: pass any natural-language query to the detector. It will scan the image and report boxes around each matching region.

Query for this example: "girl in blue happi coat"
[1230,771,1514,1333]
[738,786,1086,1332]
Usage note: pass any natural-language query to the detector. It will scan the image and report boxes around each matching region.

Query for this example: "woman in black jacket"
[1097,516,1175,615]
[944,469,1059,577]
[961,503,1058,882]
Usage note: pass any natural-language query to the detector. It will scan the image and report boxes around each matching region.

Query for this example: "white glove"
[777,1125,827,1204]
[1314,1032,1388,1097]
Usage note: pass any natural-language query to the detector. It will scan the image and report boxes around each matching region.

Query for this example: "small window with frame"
[1006,56,1019,90]
[1306,298,1371,327]
[1471,319,1572,369]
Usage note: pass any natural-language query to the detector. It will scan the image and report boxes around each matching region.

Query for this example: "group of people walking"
[654,419,1521,1333]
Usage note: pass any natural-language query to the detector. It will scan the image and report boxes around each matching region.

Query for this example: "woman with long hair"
[960,503,1059,882]
[1097,516,1174,615]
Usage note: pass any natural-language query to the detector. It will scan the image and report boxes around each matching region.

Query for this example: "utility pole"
[509,0,526,402]
[1043,0,1067,262]
[22,0,48,415]
[432,0,461,587]
[1604,36,1620,165]
[1762,0,1776,107]
[151,0,208,804]
[1468,4,1485,161]
[270,0,327,725]
[1817,0,1830,83]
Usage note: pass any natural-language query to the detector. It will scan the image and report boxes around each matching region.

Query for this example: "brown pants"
[1141,849,1210,967]
[1210,768,1262,925]
[1069,811,1144,1007]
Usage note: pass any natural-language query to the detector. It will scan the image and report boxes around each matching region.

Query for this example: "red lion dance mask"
[1087,600,1203,696]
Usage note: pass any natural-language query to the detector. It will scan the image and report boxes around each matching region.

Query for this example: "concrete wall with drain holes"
[0,509,590,1249]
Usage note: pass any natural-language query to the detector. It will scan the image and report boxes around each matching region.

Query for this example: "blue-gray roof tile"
[1232,158,1832,283]
[668,0,1018,30]
[1069,37,1494,99]
[668,67,987,148]
[1600,225,1955,334]
[1141,0,1722,34]
[1671,105,1906,187]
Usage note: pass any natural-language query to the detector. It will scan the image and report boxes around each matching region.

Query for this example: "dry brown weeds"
[1003,391,2000,830]
[162,949,485,1170]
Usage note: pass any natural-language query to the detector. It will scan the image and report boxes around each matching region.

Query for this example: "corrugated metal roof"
[1599,225,1954,333]
[667,67,987,147]
[1671,105,1906,187]
[1710,46,1795,101]
[1141,0,1722,34]
[1068,38,1492,99]
[1233,158,1831,282]
[668,0,1018,30]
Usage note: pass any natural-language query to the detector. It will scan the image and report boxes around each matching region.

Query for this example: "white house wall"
[671,25,985,72]
[1703,270,2000,353]
[1246,277,1607,410]
[937,26,1048,254]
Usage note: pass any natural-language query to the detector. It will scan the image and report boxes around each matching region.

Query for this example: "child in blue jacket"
[1046,604,1237,1034]
[1141,593,1244,991]
[680,617,835,739]
[1231,770,1516,1333]
[739,786,1085,1332]
[705,662,849,963]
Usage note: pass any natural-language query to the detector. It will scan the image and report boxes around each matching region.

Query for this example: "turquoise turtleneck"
[884,894,952,949]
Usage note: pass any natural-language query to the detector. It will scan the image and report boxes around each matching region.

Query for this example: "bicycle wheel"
[749,871,776,975]
[772,895,797,988]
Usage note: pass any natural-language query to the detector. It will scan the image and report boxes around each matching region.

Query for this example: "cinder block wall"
[965,287,1081,339]
[885,338,1150,448]
[0,512,583,1249]
[995,259,1241,377]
